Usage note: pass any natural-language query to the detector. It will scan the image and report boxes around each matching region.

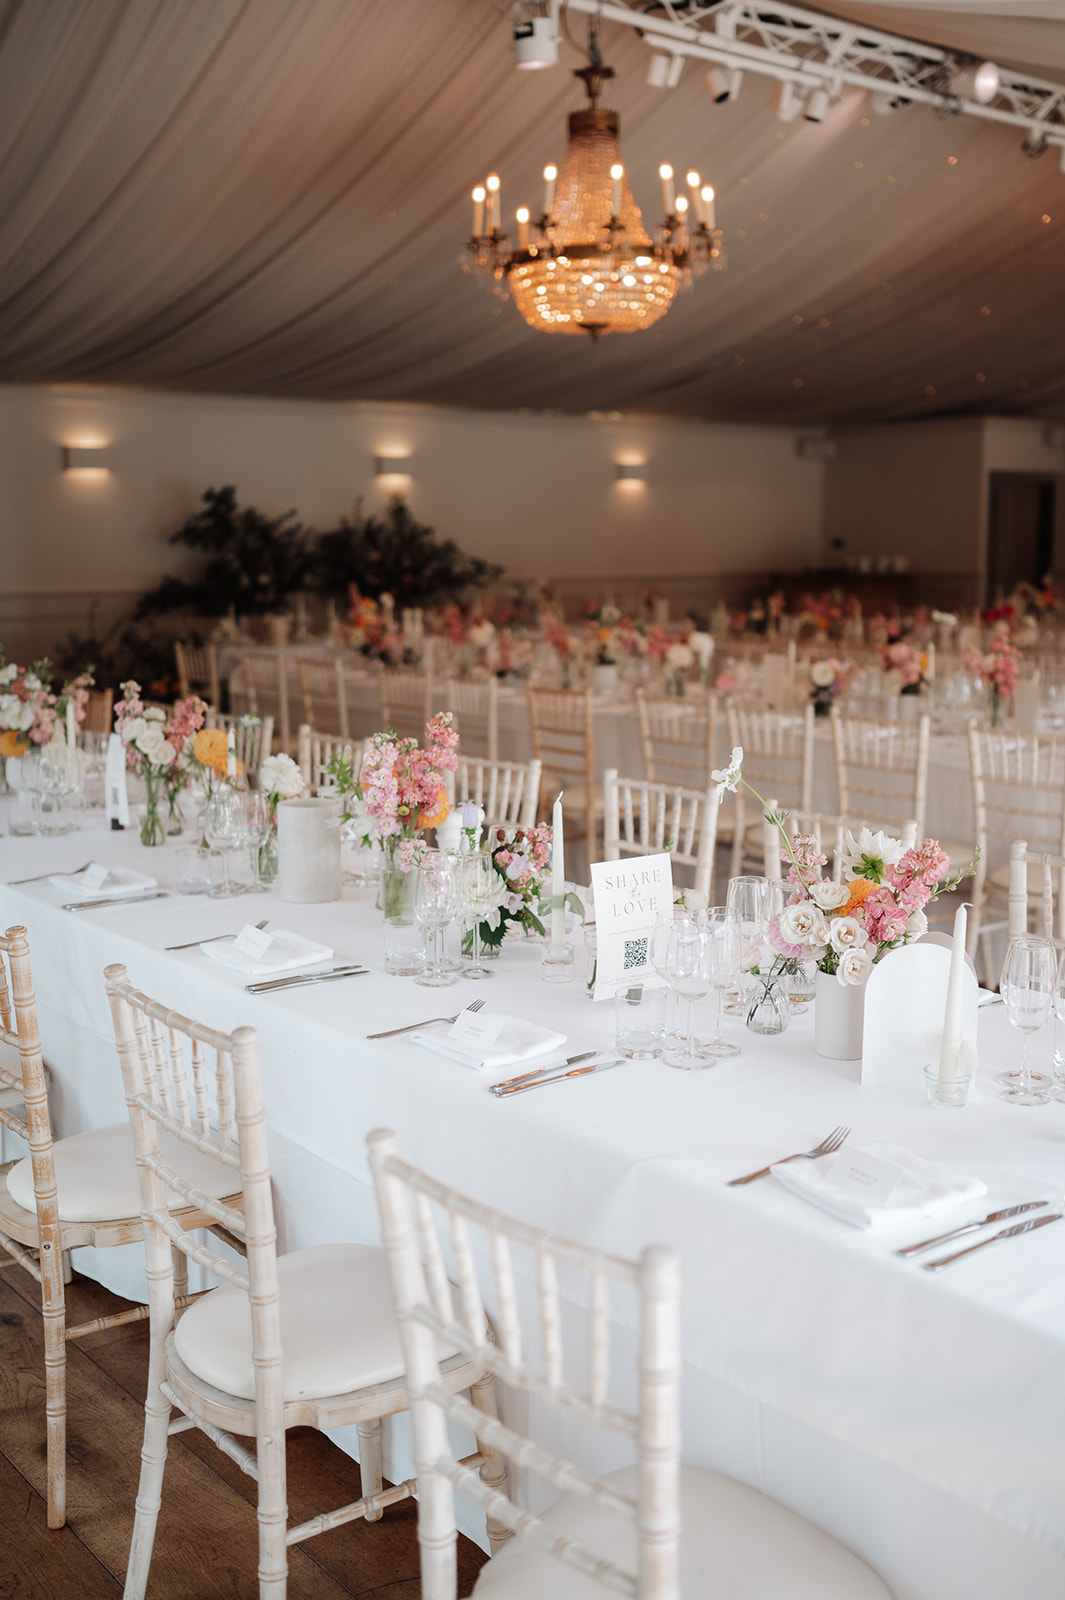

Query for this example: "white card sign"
[861,942,979,1086]
[587,854,674,1001]
[105,734,130,828]
[448,1008,507,1052]
[829,1148,904,1207]
[81,862,110,892]
[232,923,275,961]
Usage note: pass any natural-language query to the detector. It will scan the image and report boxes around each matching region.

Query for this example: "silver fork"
[725,1125,850,1187]
[166,919,268,953]
[366,998,485,1040]
[9,859,92,886]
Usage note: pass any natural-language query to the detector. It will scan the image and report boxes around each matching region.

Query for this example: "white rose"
[689,631,714,666]
[837,946,873,986]
[0,694,33,732]
[260,752,304,798]
[778,901,827,948]
[122,716,147,745]
[809,880,850,912]
[0,665,17,687]
[906,908,928,941]
[675,886,708,912]
[137,727,175,766]
[809,660,836,688]
[666,642,694,670]
[828,915,868,954]
[144,706,166,723]
[468,620,496,649]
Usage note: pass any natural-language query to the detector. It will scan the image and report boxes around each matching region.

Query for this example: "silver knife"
[64,892,169,911]
[922,1212,1063,1272]
[492,1051,599,1091]
[896,1201,1048,1258]
[246,966,368,993]
[491,1059,623,1097]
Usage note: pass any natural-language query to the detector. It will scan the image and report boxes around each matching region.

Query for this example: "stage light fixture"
[705,65,742,103]
[514,14,558,69]
[771,80,803,122]
[949,60,1000,104]
[647,52,683,88]
[804,87,829,122]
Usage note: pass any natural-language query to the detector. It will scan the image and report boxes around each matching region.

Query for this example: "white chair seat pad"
[472,1464,892,1600]
[6,1122,237,1223]
[988,857,1058,896]
[174,1242,457,1403]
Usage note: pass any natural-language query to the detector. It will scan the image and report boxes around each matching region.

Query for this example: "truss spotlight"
[1023,132,1050,159]
[705,65,742,103]
[513,14,558,69]
[647,51,683,88]
[949,59,1000,104]
[871,91,909,116]
[770,80,803,123]
[804,87,829,122]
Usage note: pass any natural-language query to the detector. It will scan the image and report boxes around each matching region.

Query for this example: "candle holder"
[923,1062,975,1108]
[541,941,576,983]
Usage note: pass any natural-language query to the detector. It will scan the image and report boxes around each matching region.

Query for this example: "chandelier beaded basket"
[464,62,723,339]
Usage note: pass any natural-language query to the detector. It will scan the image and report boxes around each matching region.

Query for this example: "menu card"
[587,854,674,1001]
[861,942,978,1085]
[105,734,130,828]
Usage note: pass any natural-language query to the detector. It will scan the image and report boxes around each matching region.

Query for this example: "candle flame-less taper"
[551,791,565,946]
[937,902,969,1089]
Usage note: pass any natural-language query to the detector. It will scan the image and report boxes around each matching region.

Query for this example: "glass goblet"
[458,854,497,979]
[414,851,459,988]
[996,935,1055,1105]
[662,915,713,1070]
[204,789,248,899]
[704,906,743,1058]
[241,792,272,892]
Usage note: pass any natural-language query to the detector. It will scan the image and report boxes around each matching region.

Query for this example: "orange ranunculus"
[418,788,450,830]
[0,731,29,759]
[844,877,878,914]
[193,727,229,777]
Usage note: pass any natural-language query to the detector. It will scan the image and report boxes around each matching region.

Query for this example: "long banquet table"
[2,814,1065,1600]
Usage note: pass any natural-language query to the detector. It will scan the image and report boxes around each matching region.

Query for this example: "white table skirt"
[2,815,1064,1600]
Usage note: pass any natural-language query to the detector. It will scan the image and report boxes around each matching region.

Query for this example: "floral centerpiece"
[357,713,458,917]
[964,634,1021,727]
[257,752,305,881]
[0,656,57,758]
[664,639,695,697]
[880,641,928,696]
[808,657,855,717]
[113,681,206,845]
[545,620,578,688]
[467,825,554,951]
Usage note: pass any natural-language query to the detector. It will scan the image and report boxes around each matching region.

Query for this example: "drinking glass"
[662,915,713,1070]
[651,906,686,1038]
[241,792,272,892]
[725,875,768,1012]
[1053,950,1065,1103]
[204,789,247,899]
[38,744,76,835]
[996,935,1056,1105]
[457,853,497,979]
[704,906,743,1057]
[414,851,458,987]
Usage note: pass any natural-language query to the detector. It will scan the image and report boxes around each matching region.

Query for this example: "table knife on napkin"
[63,892,169,911]
[922,1211,1063,1271]
[491,1059,622,1097]
[245,966,368,994]
[896,1201,1047,1258]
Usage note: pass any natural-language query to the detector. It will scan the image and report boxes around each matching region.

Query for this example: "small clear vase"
[745,967,791,1035]
[140,770,167,848]
[379,836,416,920]
[164,786,184,837]
[256,830,279,887]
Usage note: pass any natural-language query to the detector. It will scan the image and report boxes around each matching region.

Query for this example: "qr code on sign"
[623,936,649,971]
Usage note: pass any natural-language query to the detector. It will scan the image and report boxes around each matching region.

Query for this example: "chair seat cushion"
[988,857,1061,897]
[173,1242,457,1403]
[5,1122,238,1223]
[472,1464,892,1600]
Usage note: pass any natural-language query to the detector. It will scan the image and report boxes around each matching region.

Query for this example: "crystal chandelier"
[463,55,723,339]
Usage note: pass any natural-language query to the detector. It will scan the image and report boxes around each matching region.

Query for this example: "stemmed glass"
[457,854,497,979]
[204,789,248,899]
[996,935,1056,1105]
[241,793,271,892]
[414,851,459,988]
[704,907,743,1058]
[38,744,76,835]
[651,907,685,1040]
[662,915,713,1070]
[725,876,768,1012]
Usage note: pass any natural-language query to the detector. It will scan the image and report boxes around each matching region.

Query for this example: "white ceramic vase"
[814,968,866,1060]
[278,795,341,903]
[592,663,619,698]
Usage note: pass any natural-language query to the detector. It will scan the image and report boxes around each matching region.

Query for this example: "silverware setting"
[365,999,486,1039]
[725,1124,850,1187]
[166,919,269,952]
[492,1051,599,1092]
[491,1058,623,1097]
[922,1211,1063,1271]
[9,860,92,886]
[64,892,169,911]
[246,965,369,994]
[895,1201,1048,1259]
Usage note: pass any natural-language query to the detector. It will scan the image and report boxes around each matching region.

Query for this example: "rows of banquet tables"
[3,803,1065,1600]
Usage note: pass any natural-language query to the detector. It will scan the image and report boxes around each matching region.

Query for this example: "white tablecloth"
[2,815,1064,1600]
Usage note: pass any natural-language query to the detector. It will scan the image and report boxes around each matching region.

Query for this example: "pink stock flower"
[858,887,910,946]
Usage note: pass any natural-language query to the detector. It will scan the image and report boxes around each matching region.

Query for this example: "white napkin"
[49,865,158,900]
[772,1138,987,1230]
[411,1014,567,1071]
[202,930,334,978]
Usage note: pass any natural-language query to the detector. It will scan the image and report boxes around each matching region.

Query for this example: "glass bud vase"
[140,770,167,848]
[745,967,791,1036]
[379,836,415,921]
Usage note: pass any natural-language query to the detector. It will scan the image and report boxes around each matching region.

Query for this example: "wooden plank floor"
[0,1263,488,1598]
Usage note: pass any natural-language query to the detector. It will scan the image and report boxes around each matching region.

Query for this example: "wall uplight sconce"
[614,461,647,488]
[374,452,413,479]
[61,444,113,474]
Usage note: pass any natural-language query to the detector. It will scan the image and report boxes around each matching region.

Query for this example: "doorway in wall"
[986,472,1056,606]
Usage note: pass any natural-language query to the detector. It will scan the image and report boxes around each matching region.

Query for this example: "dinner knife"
[922,1211,1063,1272]
[492,1051,599,1090]
[246,966,368,993]
[491,1059,623,1097]
[63,892,169,911]
[895,1201,1048,1259]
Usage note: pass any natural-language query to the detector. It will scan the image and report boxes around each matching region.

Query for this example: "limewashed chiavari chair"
[82,686,114,735]
[239,647,291,752]
[442,676,500,762]
[603,769,719,900]
[204,711,274,785]
[725,703,815,876]
[381,668,434,743]
[761,804,917,883]
[296,725,365,793]
[830,712,932,846]
[1007,838,1065,944]
[173,641,221,709]
[297,656,349,737]
[634,690,718,787]
[0,928,240,1530]
[368,1129,892,1600]
[456,756,541,831]
[525,686,599,846]
[106,966,505,1600]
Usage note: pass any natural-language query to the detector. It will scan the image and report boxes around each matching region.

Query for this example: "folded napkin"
[772,1138,987,1230]
[49,865,158,901]
[411,1014,566,1071]
[202,930,334,978]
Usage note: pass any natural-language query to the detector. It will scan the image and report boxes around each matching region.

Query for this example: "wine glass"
[241,792,271,892]
[39,743,77,835]
[414,851,458,988]
[704,906,743,1058]
[725,875,768,1012]
[457,853,497,979]
[662,915,713,1070]
[996,935,1056,1105]
[651,906,686,1040]
[204,789,248,899]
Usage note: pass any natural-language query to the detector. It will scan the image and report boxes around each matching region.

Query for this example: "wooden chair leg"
[256,1431,289,1598]
[123,1372,173,1598]
[41,1264,67,1529]
[356,1419,384,1522]
[469,1373,511,1554]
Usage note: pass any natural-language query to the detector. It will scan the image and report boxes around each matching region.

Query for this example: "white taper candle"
[227,726,236,781]
[542,164,557,216]
[937,903,968,1085]
[551,791,566,945]
[610,163,623,218]
[472,185,485,237]
[659,163,674,214]
[702,184,716,231]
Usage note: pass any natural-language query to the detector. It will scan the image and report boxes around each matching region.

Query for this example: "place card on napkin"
[861,943,979,1086]
[588,853,674,1001]
[232,923,275,961]
[49,864,158,901]
[202,929,333,978]
[772,1138,986,1229]
[410,1014,566,1071]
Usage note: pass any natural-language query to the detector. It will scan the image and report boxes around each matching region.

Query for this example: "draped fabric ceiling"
[2,0,1065,426]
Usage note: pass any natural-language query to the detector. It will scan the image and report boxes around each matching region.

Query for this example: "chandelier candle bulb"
[516,207,530,249]
[659,163,675,214]
[937,904,968,1088]
[472,185,485,237]
[687,170,704,223]
[486,172,501,230]
[610,163,623,217]
[551,792,565,946]
[701,185,716,230]
[675,195,688,216]
[542,163,557,216]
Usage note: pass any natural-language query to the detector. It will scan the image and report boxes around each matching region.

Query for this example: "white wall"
[1,383,824,659]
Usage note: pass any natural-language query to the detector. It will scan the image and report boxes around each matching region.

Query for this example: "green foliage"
[136,486,313,618]
[54,615,179,700]
[314,496,502,607]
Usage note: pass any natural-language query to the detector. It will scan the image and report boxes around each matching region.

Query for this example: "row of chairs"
[0,926,893,1598]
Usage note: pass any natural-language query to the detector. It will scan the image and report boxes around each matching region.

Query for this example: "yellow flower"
[0,731,29,759]
[193,727,229,777]
[418,788,450,829]
[844,878,878,914]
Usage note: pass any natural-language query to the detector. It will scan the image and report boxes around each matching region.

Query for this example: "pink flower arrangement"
[880,641,925,689]
[0,656,60,755]
[965,635,1021,711]
[359,712,459,854]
